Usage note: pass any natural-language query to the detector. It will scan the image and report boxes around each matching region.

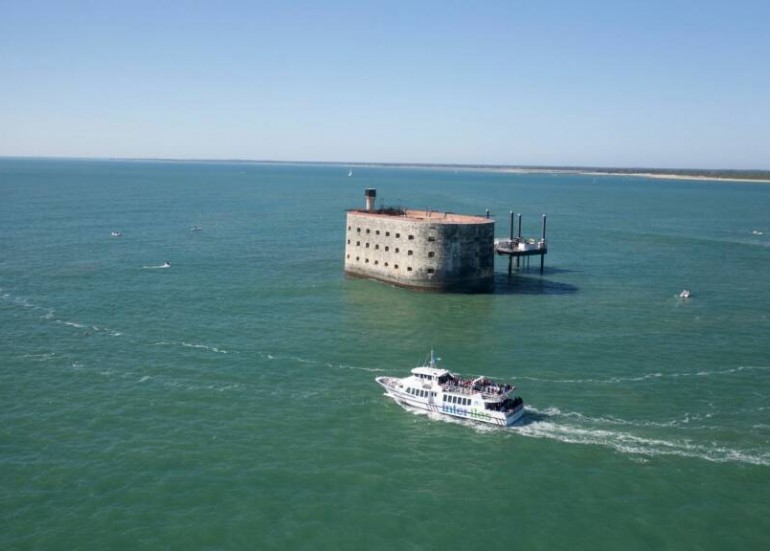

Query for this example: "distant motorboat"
[190,225,202,231]
[679,289,691,298]
[752,230,763,235]
[111,231,122,237]
[348,170,353,177]
[161,261,171,268]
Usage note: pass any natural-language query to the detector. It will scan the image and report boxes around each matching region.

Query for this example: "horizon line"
[1,155,769,177]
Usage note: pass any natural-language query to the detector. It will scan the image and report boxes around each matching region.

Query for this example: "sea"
[1,158,768,550]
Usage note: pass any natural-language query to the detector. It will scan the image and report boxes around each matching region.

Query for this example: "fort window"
[357,228,361,233]
[346,254,350,259]
[366,229,370,234]
[385,246,389,252]
[375,244,379,250]
[395,233,401,238]
[365,258,369,263]
[428,251,435,258]
[408,235,414,240]
[356,256,360,261]
[347,226,351,231]
[374,260,379,265]
[347,239,350,244]
[384,262,389,267]
[407,267,412,271]
[394,264,399,269]
[427,268,435,274]
[375,230,380,235]
[427,236,436,242]
[407,250,413,256]
[356,241,360,246]
[395,248,400,253]
[365,243,370,248]
[386,231,390,237]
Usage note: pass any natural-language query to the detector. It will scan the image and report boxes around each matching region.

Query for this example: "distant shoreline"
[502,168,770,184]
[3,156,769,183]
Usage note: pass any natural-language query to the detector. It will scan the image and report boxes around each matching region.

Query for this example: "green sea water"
[1,158,768,549]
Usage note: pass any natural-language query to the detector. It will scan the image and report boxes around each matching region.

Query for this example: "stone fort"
[344,189,495,292]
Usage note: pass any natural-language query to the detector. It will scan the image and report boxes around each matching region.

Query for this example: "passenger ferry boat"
[376,351,525,427]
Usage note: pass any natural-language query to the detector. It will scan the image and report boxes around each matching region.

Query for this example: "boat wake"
[154,341,231,354]
[508,365,767,385]
[514,406,770,467]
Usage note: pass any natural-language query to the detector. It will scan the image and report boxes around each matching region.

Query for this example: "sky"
[1,0,768,169]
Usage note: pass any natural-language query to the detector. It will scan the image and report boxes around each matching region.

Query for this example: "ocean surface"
[1,158,768,549]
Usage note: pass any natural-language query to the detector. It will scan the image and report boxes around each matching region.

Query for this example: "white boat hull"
[376,376,524,427]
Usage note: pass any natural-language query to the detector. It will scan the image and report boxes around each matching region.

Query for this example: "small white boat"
[376,351,524,427]
[679,289,691,298]
[348,170,353,177]
[161,261,171,268]
[111,231,122,237]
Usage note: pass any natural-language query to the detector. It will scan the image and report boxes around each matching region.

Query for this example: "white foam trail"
[516,408,769,467]
[181,342,228,354]
[510,365,766,385]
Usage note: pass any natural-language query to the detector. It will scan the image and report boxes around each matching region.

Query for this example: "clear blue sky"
[1,0,768,169]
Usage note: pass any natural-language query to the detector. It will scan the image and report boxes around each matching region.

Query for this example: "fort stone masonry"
[344,189,495,292]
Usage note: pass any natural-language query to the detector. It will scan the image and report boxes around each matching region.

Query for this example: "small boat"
[348,170,353,177]
[111,231,122,237]
[161,261,171,268]
[376,351,524,427]
[679,289,691,298]
[190,225,202,231]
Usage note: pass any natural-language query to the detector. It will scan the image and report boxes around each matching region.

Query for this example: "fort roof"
[348,209,491,225]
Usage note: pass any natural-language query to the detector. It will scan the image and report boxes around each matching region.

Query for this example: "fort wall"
[344,209,495,292]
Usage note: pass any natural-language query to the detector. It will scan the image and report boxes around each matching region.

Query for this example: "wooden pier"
[494,212,548,274]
